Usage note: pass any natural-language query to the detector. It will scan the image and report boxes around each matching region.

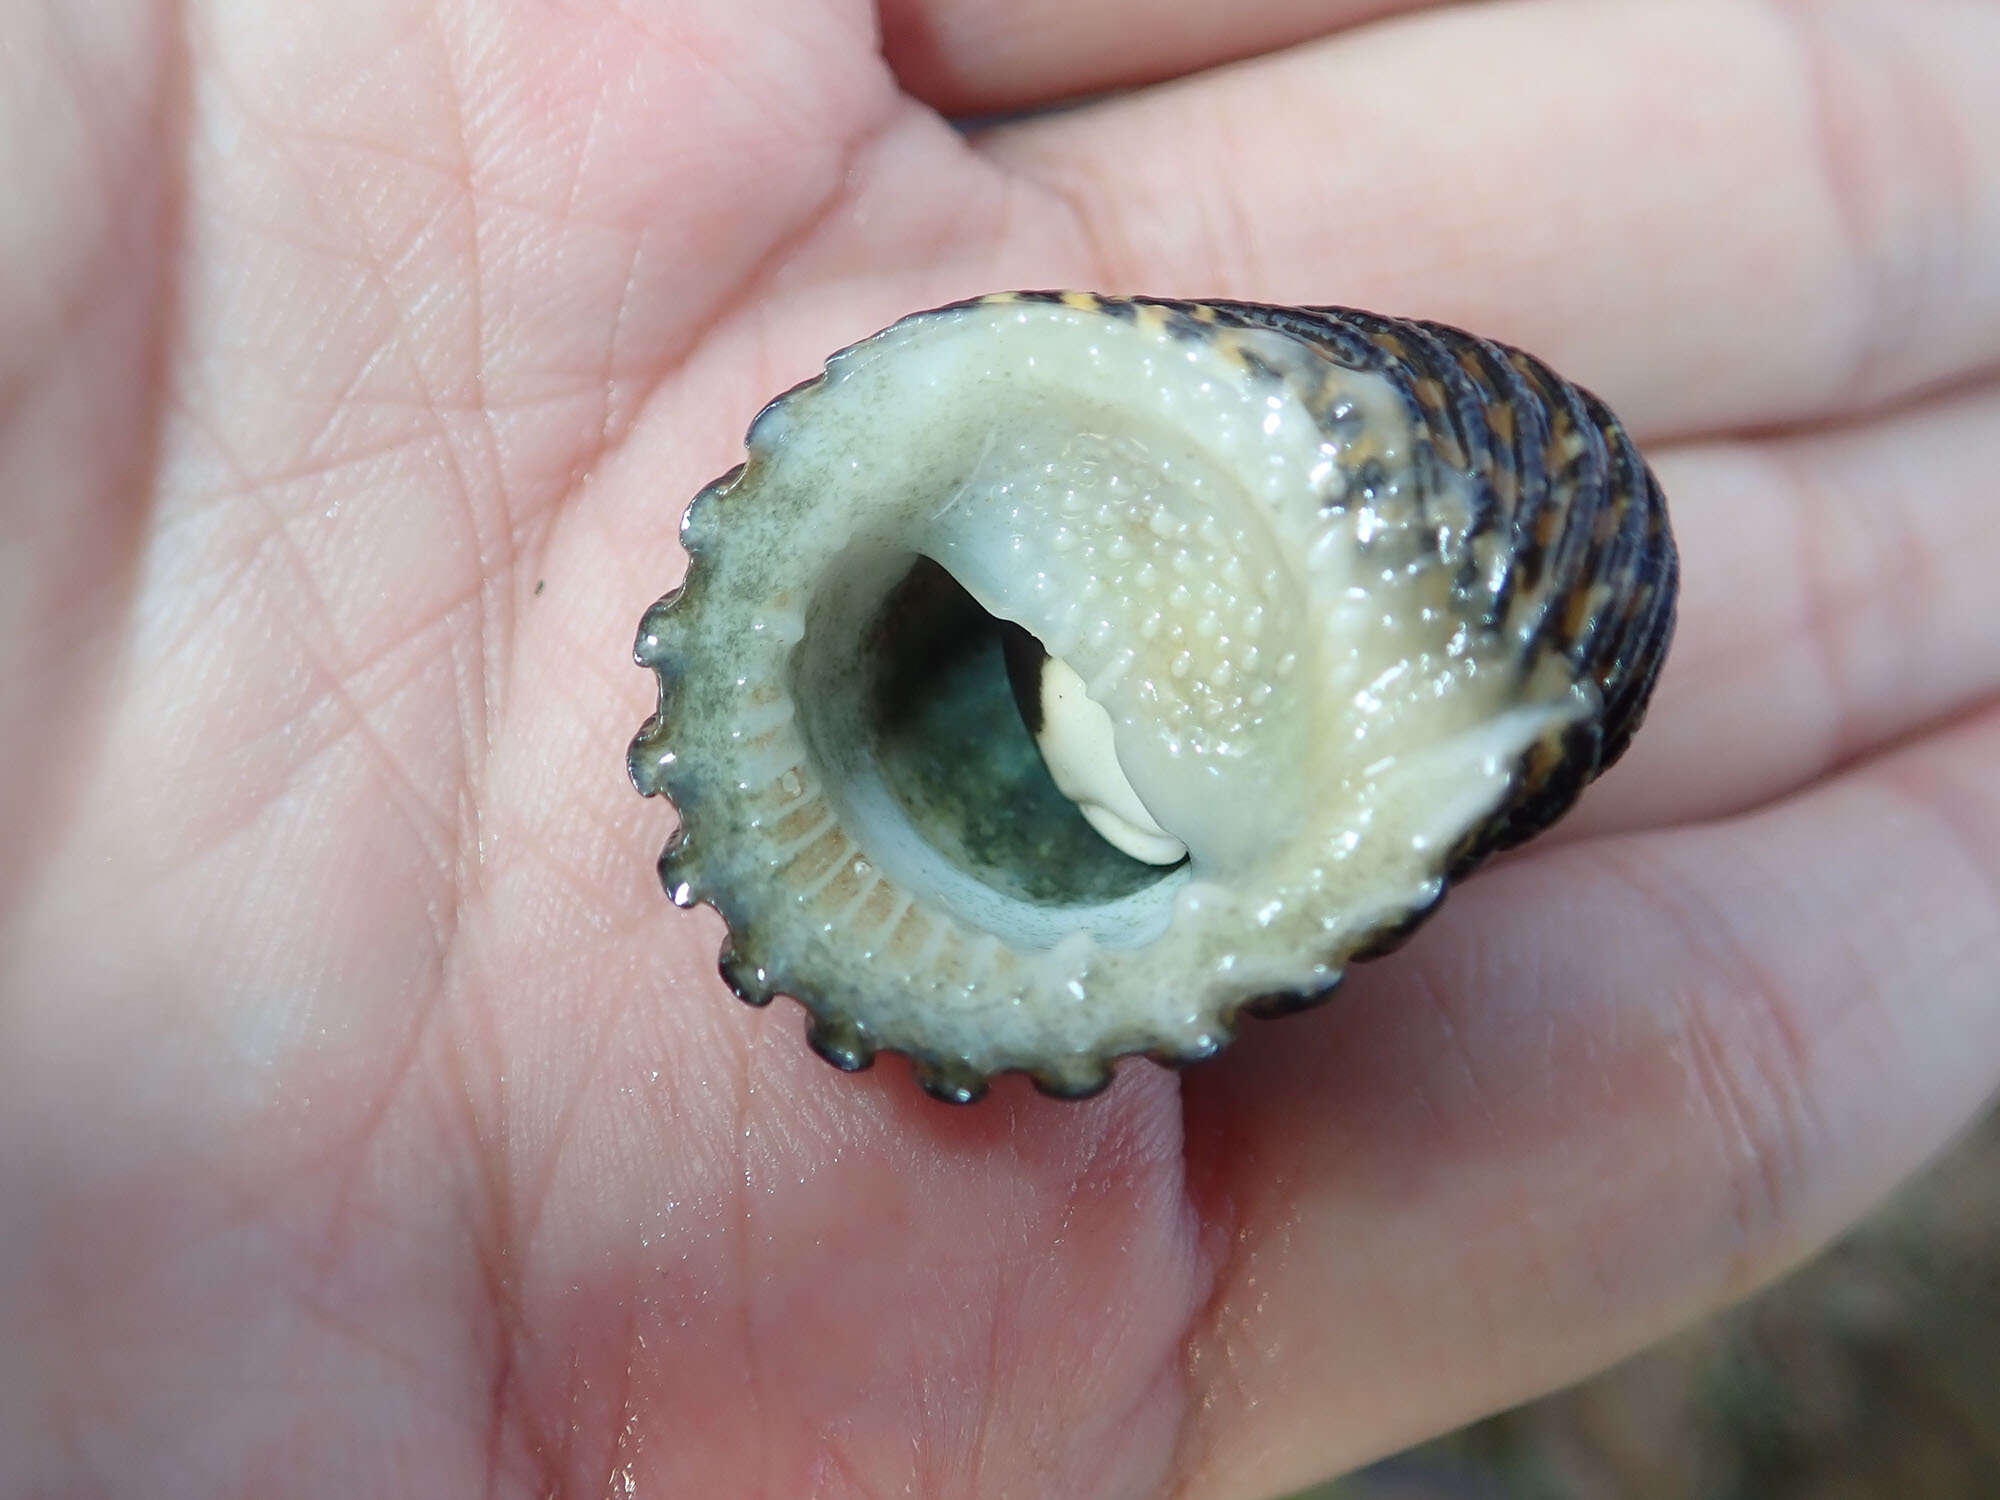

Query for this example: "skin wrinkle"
[1107,1364,1190,1500]
[1199,87,1269,296]
[501,969,631,1292]
[1581,843,1820,1298]
[827,1432,890,1500]
[428,926,531,1496]
[160,409,479,903]
[492,830,660,934]
[158,475,487,717]
[1120,1142,1217,1500]
[960,1213,1007,1499]
[447,637,600,1496]
[106,604,481,921]
[1774,440,1876,778]
[590,91,912,410]
[222,500,464,883]
[1167,1082,1275,1497]
[141,605,479,881]
[1410,952,1507,1144]
[1397,981,1522,1361]
[278,345,440,482]
[557,58,612,228]
[300,985,456,1292]
[203,170,667,316]
[971,140,1127,296]
[427,3,519,772]
[595,1292,645,1500]
[0,301,163,920]
[291,1279,460,1405]
[443,917,687,1492]
[198,490,464,708]
[596,230,647,452]
[237,1115,503,1487]
[1873,736,2000,960]
[229,134,470,299]
[478,1340,516,1500]
[251,384,639,416]
[1768,437,1947,771]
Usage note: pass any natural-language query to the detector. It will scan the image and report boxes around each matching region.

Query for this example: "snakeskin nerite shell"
[630,293,1677,1102]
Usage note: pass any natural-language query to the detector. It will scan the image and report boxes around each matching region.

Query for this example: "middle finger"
[1570,379,2000,838]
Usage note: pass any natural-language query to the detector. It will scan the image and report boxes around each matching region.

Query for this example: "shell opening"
[791,552,1191,952]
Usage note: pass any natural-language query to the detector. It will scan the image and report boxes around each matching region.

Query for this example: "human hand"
[4,1,1996,1494]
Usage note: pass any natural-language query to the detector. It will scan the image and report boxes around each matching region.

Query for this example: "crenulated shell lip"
[630,292,1676,1103]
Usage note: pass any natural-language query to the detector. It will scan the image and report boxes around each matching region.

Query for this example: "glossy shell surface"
[630,293,1677,1102]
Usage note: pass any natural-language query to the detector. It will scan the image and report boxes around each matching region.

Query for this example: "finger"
[880,0,1442,116]
[1565,379,2000,838]
[1170,707,2000,1500]
[980,0,2000,436]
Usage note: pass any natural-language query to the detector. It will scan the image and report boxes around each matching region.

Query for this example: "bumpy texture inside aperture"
[630,293,1677,1102]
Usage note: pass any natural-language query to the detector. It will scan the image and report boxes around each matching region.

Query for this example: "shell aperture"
[629,292,1677,1103]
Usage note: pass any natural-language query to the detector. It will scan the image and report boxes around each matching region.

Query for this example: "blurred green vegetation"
[1293,1103,2000,1500]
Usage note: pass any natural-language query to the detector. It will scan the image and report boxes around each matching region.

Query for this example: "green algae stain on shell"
[629,292,1677,1103]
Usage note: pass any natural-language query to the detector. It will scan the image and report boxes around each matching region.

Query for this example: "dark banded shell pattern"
[1133,296,1677,874]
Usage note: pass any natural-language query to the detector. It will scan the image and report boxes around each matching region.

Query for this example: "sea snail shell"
[629,293,1677,1103]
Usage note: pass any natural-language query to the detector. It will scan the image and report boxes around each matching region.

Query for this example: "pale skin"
[3,0,1998,1494]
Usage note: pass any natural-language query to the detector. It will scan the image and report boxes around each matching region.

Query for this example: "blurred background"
[1295,1101,2000,1500]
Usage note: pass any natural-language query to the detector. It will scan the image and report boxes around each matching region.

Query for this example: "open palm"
[5,1,1998,1495]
